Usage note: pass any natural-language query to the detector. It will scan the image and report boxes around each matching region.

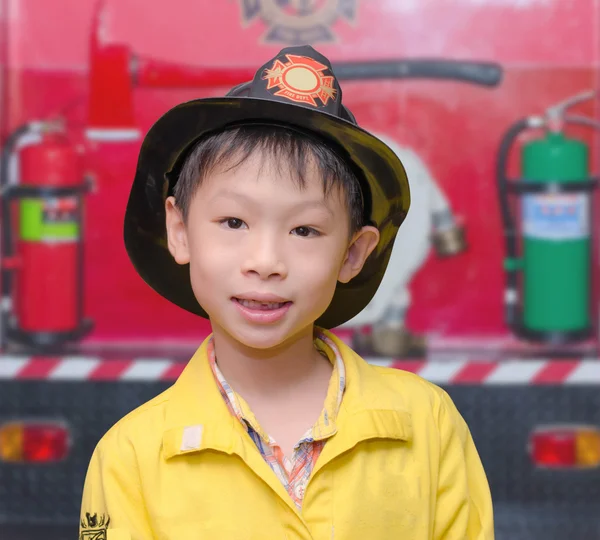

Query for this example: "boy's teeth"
[238,299,286,310]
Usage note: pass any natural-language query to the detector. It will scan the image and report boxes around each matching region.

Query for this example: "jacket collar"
[163,336,238,459]
[161,329,413,516]
[308,331,413,478]
[162,329,412,461]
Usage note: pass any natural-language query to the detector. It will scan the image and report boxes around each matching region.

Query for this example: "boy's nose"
[241,235,288,280]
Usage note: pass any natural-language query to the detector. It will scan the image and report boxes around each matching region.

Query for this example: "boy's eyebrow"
[209,190,334,216]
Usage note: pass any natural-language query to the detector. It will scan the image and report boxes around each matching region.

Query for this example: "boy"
[80,45,494,539]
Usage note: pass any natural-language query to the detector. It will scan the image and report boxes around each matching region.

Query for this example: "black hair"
[173,124,364,236]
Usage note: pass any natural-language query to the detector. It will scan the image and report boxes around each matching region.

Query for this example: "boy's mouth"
[233,298,291,310]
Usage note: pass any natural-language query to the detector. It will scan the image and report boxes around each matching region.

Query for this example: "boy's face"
[165,151,379,350]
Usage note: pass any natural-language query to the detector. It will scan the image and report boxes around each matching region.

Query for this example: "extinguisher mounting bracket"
[5,319,94,353]
[506,178,599,195]
[2,183,92,200]
[512,324,594,346]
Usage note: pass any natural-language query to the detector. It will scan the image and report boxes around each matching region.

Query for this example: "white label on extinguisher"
[522,194,589,240]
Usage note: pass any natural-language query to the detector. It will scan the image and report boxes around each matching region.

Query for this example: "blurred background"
[0,0,599,538]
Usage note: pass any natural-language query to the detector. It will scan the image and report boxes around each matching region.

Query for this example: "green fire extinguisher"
[497,90,600,344]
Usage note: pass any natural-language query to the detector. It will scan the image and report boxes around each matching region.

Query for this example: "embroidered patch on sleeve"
[80,512,111,540]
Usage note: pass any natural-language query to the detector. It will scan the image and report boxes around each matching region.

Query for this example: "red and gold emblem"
[263,54,337,107]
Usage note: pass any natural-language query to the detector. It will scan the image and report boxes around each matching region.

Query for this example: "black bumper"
[1,381,599,538]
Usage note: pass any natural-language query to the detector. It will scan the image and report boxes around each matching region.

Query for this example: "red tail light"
[0,421,70,463]
[530,425,600,469]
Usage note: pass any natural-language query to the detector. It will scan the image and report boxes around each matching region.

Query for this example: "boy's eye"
[220,218,246,229]
[291,226,319,237]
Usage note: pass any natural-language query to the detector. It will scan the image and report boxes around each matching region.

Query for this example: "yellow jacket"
[80,330,494,539]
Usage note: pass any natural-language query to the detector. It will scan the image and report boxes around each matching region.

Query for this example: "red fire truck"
[1,1,599,538]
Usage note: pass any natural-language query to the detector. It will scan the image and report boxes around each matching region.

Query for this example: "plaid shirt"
[207,331,346,509]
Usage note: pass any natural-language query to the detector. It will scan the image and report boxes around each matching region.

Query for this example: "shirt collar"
[207,329,346,444]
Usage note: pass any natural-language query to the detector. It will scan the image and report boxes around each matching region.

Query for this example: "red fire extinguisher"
[0,121,93,350]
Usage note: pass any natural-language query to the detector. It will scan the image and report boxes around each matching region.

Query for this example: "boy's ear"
[165,196,190,265]
[338,225,380,284]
